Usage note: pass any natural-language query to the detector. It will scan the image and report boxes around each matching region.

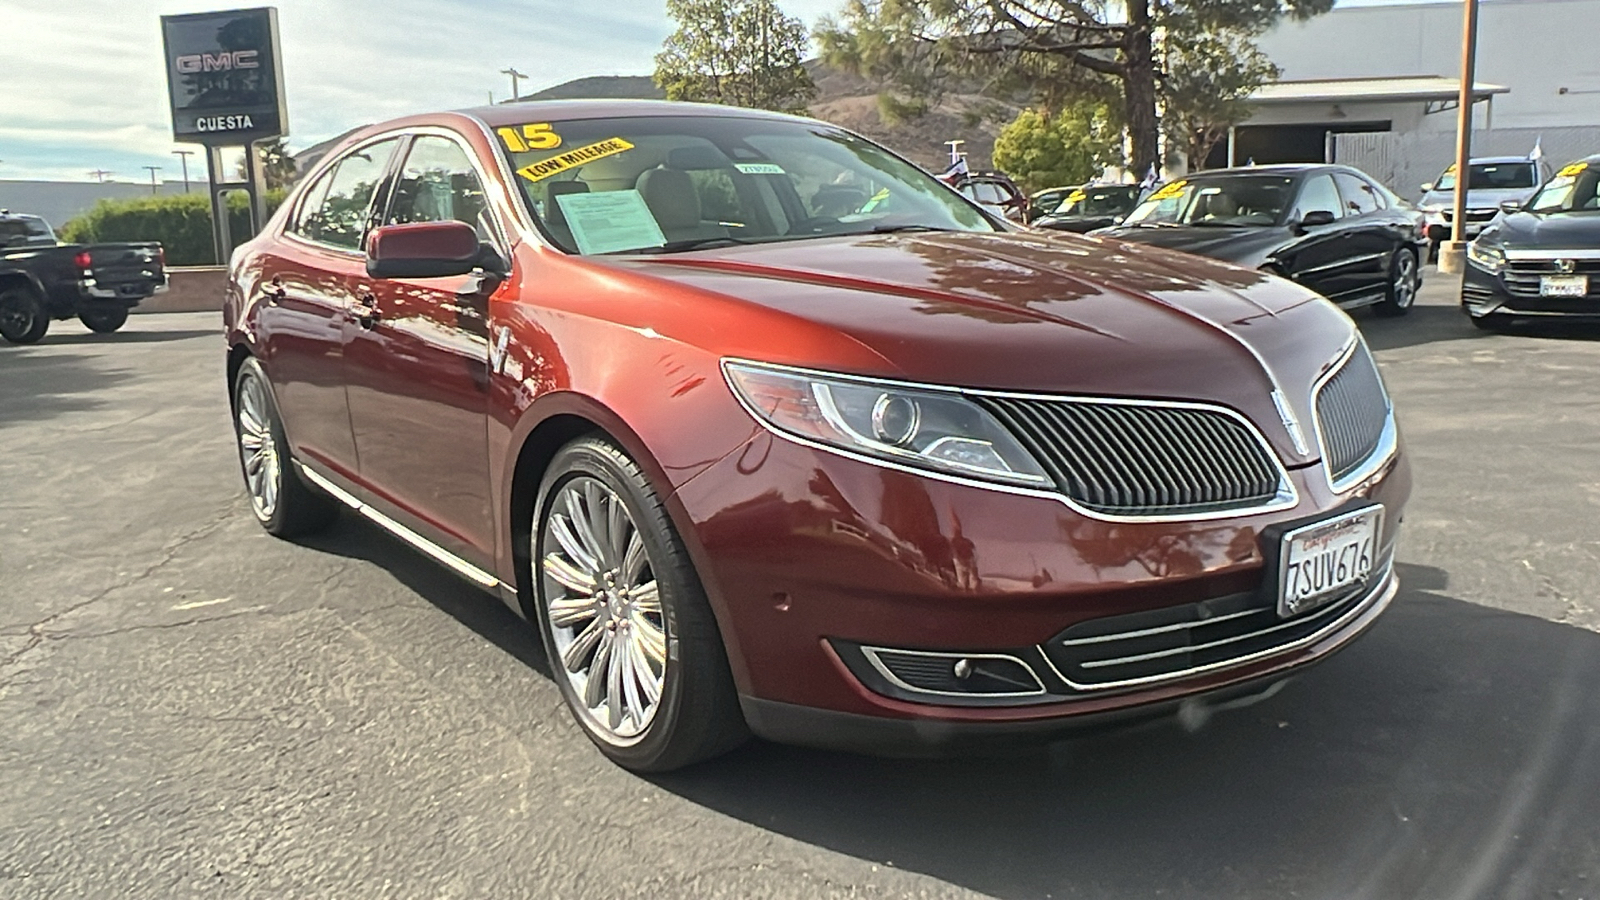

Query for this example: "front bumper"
[1462,259,1600,320]
[673,428,1410,751]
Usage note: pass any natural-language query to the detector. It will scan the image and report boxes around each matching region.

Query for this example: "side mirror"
[1499,199,1524,214]
[1297,210,1337,231]
[1420,182,1435,193]
[366,221,482,279]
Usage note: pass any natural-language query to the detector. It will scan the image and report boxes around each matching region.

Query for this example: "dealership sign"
[161,7,287,144]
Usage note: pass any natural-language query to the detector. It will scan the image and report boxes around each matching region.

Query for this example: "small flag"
[938,156,969,185]
[1139,164,1158,191]
[1530,136,1544,162]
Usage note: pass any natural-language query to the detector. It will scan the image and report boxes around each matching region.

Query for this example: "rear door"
[256,136,402,485]
[1332,171,1395,301]
[341,131,505,568]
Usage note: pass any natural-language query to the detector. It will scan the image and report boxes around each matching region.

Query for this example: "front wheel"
[532,437,746,772]
[1374,248,1420,317]
[232,357,338,537]
[0,287,49,345]
[78,308,129,333]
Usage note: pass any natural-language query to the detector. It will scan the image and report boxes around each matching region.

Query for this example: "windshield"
[0,216,56,248]
[496,115,995,255]
[1122,175,1294,227]
[1051,185,1141,218]
[1524,161,1599,214]
[1436,162,1539,192]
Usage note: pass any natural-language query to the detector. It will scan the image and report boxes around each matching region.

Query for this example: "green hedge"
[58,190,287,266]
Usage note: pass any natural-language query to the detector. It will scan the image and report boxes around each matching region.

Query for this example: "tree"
[816,0,1331,175]
[231,137,297,190]
[992,103,1122,192]
[654,0,818,114]
[1162,30,1280,168]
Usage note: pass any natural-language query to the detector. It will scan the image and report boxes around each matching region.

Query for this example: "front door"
[342,133,503,567]
[1282,172,1359,304]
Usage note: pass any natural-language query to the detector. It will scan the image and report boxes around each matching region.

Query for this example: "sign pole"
[1438,0,1481,275]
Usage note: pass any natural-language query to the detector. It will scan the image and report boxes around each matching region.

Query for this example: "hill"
[513,63,1013,171]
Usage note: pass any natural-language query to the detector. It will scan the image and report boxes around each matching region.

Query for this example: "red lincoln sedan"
[223,100,1408,772]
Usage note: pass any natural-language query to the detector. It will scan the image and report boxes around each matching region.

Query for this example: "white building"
[1205,0,1600,187]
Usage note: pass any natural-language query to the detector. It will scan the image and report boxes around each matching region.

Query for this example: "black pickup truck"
[0,211,167,344]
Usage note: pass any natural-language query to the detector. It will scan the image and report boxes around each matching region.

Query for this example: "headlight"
[1466,240,1506,273]
[723,361,1051,488]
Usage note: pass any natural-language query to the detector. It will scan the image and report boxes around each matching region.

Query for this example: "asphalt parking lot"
[3,278,1599,899]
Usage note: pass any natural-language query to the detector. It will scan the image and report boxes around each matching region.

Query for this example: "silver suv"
[1418,156,1547,252]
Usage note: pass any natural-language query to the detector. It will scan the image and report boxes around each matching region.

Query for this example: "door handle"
[263,278,286,305]
[351,292,381,329]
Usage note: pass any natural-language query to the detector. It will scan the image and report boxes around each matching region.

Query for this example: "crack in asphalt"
[0,498,245,679]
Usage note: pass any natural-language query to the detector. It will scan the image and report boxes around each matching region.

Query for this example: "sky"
[0,0,1410,184]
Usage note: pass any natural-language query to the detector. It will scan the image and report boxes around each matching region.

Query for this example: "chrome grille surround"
[976,394,1296,519]
[1312,339,1396,492]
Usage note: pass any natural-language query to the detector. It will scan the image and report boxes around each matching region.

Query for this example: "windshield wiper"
[865,224,956,234]
[1186,220,1252,228]
[627,236,759,254]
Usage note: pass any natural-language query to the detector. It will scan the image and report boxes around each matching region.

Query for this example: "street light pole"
[143,166,162,195]
[172,150,194,194]
[1439,0,1482,275]
[500,67,527,103]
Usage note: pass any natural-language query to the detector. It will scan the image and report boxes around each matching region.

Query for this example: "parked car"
[1417,155,1547,252]
[0,211,167,344]
[1094,164,1426,316]
[1461,154,1600,329]
[1033,184,1143,233]
[223,100,1409,772]
[951,170,1028,221]
[1026,185,1078,221]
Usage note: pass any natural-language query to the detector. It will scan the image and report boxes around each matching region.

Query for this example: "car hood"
[603,230,1356,465]
[1087,224,1289,266]
[1420,186,1538,211]
[1481,211,1600,249]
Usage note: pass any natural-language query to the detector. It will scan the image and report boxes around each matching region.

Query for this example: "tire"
[0,287,49,345]
[531,437,747,772]
[1374,248,1420,317]
[78,308,128,333]
[231,356,338,537]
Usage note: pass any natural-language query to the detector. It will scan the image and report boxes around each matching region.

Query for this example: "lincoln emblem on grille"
[1556,258,1577,274]
[1271,390,1309,456]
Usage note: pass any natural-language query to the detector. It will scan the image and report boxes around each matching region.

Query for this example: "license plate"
[1277,505,1383,618]
[1540,275,1589,297]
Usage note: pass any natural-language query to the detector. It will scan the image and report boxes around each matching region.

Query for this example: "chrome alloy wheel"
[540,476,667,745]
[1393,251,1418,309]
[236,374,281,521]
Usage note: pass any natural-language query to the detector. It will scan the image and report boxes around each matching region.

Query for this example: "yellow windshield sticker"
[1149,180,1187,201]
[516,137,635,184]
[498,123,563,153]
[1557,161,1589,178]
[1064,189,1087,204]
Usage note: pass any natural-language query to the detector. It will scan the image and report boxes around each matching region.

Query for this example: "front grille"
[978,397,1284,517]
[1314,342,1391,483]
[1042,555,1392,689]
[1503,259,1600,299]
[1441,209,1499,224]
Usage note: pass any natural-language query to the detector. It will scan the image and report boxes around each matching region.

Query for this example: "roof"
[1249,76,1510,105]
[466,98,810,129]
[1188,163,1333,176]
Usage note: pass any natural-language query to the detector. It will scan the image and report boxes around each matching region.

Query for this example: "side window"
[385,135,493,241]
[289,168,335,237]
[302,137,401,249]
[1294,174,1343,221]
[1334,172,1381,216]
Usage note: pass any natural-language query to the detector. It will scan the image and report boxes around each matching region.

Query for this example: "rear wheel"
[78,308,128,333]
[0,287,49,345]
[1374,249,1419,317]
[532,437,746,772]
[232,357,338,537]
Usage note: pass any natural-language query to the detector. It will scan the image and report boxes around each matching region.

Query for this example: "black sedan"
[1093,164,1426,316]
[1461,155,1600,330]
[1033,184,1143,234]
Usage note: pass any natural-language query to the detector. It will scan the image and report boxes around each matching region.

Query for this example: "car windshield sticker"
[516,137,635,184]
[734,162,784,175]
[1064,189,1087,204]
[1557,161,1589,178]
[1148,180,1187,201]
[860,186,892,213]
[498,123,562,153]
[554,189,667,255]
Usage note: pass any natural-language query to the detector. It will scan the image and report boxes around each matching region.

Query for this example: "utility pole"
[500,67,527,102]
[143,166,162,195]
[172,150,194,193]
[1439,0,1482,275]
[88,169,113,183]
